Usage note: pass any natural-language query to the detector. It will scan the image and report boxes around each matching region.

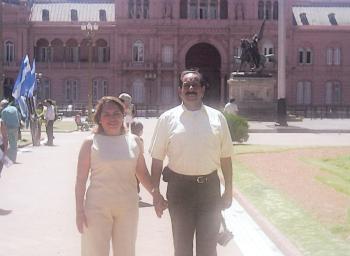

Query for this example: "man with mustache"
[149,70,233,256]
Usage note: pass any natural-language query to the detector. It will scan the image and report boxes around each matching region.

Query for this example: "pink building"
[2,0,350,113]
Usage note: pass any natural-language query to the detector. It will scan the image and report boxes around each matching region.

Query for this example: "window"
[143,0,149,18]
[39,47,51,62]
[298,48,304,64]
[189,0,197,19]
[298,48,312,65]
[162,46,173,64]
[258,1,264,20]
[132,80,145,104]
[265,1,271,20]
[209,0,217,19]
[128,0,149,19]
[263,42,274,63]
[326,48,333,65]
[300,13,309,25]
[93,79,108,101]
[326,47,341,66]
[199,0,208,19]
[37,78,51,100]
[4,41,15,63]
[99,9,107,21]
[220,0,228,19]
[71,9,78,21]
[67,47,79,62]
[273,1,278,20]
[129,0,135,18]
[65,79,79,101]
[3,78,14,99]
[328,13,337,25]
[42,9,50,21]
[306,49,312,64]
[180,0,187,19]
[325,81,341,105]
[334,48,341,65]
[133,40,144,63]
[296,81,311,105]
[161,85,173,104]
[97,47,109,63]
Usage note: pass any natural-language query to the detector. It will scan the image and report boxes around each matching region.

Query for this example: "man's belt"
[163,167,217,184]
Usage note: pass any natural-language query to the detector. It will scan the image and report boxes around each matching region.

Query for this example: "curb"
[249,128,350,133]
[234,190,303,256]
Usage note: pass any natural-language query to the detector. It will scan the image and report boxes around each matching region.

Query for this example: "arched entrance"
[185,43,221,105]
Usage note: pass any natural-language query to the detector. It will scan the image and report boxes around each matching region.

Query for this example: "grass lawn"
[19,120,78,147]
[234,144,350,256]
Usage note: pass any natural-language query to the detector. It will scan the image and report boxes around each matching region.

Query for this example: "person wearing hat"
[149,70,233,256]
[0,99,20,163]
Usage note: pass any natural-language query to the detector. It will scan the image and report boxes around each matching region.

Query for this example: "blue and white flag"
[12,55,31,100]
[27,59,37,98]
[17,95,29,120]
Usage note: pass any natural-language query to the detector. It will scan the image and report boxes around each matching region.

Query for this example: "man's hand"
[221,190,233,210]
[153,191,168,218]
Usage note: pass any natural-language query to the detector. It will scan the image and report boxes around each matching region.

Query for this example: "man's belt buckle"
[196,176,208,184]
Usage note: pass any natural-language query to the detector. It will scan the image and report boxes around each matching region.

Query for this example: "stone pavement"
[1,117,348,256]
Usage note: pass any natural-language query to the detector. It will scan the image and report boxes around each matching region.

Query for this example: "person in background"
[149,70,233,256]
[118,93,135,130]
[43,99,55,146]
[75,96,165,256]
[130,120,144,200]
[0,99,20,163]
[36,102,44,141]
[224,98,239,115]
[0,116,9,177]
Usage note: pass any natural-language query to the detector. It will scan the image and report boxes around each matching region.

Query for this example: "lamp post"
[81,22,99,122]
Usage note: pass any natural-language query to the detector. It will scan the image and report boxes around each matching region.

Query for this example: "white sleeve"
[148,115,169,161]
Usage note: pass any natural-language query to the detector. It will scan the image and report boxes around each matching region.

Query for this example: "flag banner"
[12,55,31,100]
[17,95,29,120]
[27,59,37,98]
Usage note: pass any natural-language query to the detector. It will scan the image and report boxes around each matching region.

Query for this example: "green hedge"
[223,113,249,143]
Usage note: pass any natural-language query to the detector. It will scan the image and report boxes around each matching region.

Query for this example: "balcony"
[122,61,155,71]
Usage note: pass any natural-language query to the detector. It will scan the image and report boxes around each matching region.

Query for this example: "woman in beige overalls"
[75,96,161,256]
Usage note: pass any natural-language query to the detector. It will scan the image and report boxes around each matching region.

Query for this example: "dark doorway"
[185,43,221,105]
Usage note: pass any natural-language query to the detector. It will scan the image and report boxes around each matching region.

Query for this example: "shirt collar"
[181,103,205,113]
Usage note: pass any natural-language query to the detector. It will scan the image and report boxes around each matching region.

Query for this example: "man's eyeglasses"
[182,82,202,89]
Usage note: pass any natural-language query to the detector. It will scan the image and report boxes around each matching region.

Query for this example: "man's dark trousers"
[166,171,221,256]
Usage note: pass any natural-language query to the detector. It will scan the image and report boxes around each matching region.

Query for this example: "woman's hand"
[76,210,88,233]
[153,191,168,218]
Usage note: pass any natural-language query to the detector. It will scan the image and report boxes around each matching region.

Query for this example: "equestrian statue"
[234,20,274,73]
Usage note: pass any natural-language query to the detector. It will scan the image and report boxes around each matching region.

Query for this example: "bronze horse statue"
[234,20,271,73]
[237,38,267,72]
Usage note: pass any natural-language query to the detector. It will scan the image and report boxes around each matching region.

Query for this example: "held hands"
[152,189,168,218]
[221,189,233,210]
[76,210,88,233]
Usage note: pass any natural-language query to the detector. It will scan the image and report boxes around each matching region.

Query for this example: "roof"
[293,6,350,26]
[30,2,115,22]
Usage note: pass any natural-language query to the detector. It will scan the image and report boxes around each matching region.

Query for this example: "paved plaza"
[0,118,349,255]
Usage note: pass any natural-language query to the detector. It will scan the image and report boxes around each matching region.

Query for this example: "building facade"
[2,0,350,111]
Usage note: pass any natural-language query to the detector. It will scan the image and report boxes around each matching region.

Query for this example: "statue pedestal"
[227,72,276,119]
